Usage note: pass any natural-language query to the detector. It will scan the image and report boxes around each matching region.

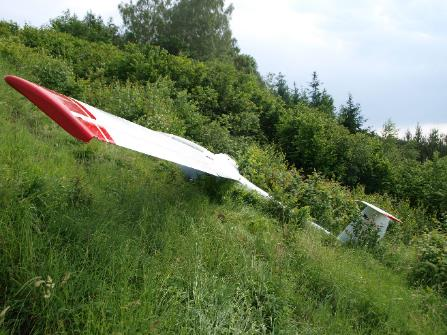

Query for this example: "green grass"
[1,60,446,334]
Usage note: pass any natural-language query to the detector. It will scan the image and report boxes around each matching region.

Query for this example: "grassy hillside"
[1,56,446,335]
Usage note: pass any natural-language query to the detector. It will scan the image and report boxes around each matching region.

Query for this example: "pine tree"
[308,71,335,117]
[274,73,290,104]
[337,93,365,133]
[291,82,308,105]
[309,71,321,107]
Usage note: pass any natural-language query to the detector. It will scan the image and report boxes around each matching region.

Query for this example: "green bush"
[0,38,81,96]
[31,57,81,96]
[238,144,301,203]
[0,20,19,37]
[277,107,393,193]
[17,26,121,80]
[348,216,381,249]
[296,173,360,233]
[50,10,120,44]
[410,230,447,295]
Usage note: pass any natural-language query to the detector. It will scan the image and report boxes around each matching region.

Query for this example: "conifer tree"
[308,71,334,117]
[337,93,365,133]
[274,73,290,104]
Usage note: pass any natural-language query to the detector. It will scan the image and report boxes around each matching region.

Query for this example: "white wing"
[5,75,270,198]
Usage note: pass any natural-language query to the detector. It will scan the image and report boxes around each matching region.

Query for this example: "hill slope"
[1,58,446,334]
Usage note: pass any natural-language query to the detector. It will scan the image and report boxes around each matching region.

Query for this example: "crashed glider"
[310,200,402,243]
[4,75,269,198]
[337,200,402,242]
[5,75,402,242]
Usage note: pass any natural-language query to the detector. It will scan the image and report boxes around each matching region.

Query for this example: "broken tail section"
[309,201,401,243]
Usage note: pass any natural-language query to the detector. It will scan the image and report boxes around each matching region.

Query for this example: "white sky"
[1,0,446,135]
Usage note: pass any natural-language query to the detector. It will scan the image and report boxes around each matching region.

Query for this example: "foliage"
[50,10,121,44]
[277,107,392,193]
[119,0,237,59]
[405,123,447,162]
[338,93,365,133]
[0,37,81,96]
[2,20,446,216]
[349,216,381,249]
[295,173,360,233]
[238,143,302,203]
[0,21,19,37]
[1,19,447,334]
[308,71,335,117]
[410,230,447,296]
[382,118,399,139]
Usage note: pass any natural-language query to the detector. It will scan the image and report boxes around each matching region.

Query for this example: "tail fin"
[337,201,401,243]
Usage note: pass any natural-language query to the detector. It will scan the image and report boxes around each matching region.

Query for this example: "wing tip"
[4,74,94,143]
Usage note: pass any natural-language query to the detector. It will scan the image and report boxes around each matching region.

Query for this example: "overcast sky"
[1,0,446,135]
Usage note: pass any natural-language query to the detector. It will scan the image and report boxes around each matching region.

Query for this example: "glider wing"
[4,75,269,198]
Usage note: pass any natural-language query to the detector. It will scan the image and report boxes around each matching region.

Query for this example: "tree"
[337,93,365,133]
[381,118,398,139]
[309,71,321,107]
[233,54,258,76]
[414,123,423,144]
[291,82,308,105]
[308,71,335,117]
[50,10,120,44]
[273,73,290,104]
[119,0,170,44]
[119,0,237,60]
[426,128,441,160]
[277,107,391,192]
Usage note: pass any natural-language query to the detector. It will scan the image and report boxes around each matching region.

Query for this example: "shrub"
[296,173,359,234]
[0,38,81,97]
[238,144,301,203]
[409,230,447,296]
[348,216,381,249]
[277,107,393,193]
[0,20,19,37]
[50,10,120,44]
[31,57,81,96]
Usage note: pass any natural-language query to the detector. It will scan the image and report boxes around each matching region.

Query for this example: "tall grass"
[1,60,446,334]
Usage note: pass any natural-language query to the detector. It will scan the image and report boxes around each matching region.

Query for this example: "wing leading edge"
[4,75,269,198]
